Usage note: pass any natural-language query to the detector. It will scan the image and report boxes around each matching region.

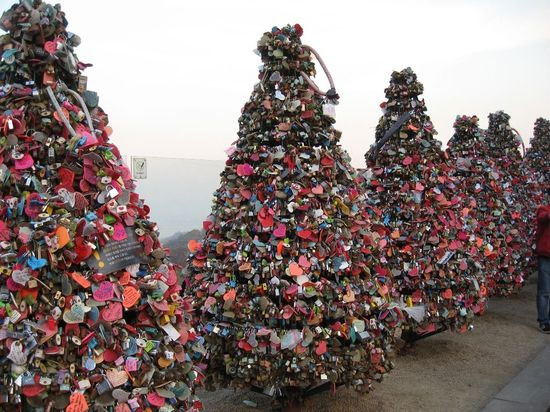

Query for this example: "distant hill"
[162,229,203,266]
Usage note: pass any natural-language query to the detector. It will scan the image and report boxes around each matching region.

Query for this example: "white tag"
[160,323,181,341]
[9,310,21,323]
[322,104,336,119]
[78,379,91,390]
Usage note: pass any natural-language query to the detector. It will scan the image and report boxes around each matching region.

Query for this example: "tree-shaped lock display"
[0,2,202,410]
[363,68,486,339]
[481,111,533,293]
[186,25,398,398]
[525,117,550,203]
[447,115,527,296]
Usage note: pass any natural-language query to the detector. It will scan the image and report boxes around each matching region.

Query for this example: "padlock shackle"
[300,44,336,97]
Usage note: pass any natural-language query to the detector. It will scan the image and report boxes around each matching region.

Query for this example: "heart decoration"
[236,163,254,176]
[224,145,236,156]
[101,302,123,322]
[14,153,34,170]
[71,272,91,289]
[7,341,27,365]
[147,392,165,407]
[93,281,114,302]
[311,184,324,194]
[106,368,128,388]
[27,256,47,270]
[112,223,127,241]
[273,224,286,238]
[73,192,89,211]
[17,226,32,244]
[378,285,389,296]
[112,389,131,402]
[449,240,462,251]
[297,230,312,239]
[298,255,311,269]
[204,296,217,309]
[11,268,31,285]
[258,207,274,228]
[223,288,236,301]
[315,340,327,356]
[63,301,87,324]
[65,392,89,412]
[289,263,303,277]
[122,286,141,308]
[187,239,201,253]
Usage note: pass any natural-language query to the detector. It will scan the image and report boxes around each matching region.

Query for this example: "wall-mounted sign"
[132,157,147,179]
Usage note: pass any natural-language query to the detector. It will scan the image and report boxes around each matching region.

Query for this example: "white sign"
[132,157,147,179]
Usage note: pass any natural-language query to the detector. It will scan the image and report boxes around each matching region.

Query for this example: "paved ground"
[199,275,550,412]
[482,345,550,412]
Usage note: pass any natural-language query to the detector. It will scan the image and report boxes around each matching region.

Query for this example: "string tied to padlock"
[300,45,338,101]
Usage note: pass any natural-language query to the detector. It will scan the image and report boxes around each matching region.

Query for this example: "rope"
[60,84,96,138]
[300,44,336,98]
[511,127,525,157]
[45,86,76,136]
[46,84,97,139]
[367,111,414,163]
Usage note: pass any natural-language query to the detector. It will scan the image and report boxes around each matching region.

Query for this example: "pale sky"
[2,0,549,168]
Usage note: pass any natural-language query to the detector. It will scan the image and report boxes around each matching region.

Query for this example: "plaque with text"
[86,228,146,274]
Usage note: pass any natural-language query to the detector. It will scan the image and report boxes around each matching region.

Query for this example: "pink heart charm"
[273,224,286,238]
[298,255,311,269]
[312,185,323,194]
[236,163,254,176]
[93,281,114,302]
[147,392,165,407]
[15,153,34,170]
[112,223,127,241]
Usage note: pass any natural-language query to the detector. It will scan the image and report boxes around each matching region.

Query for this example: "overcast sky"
[2,0,549,168]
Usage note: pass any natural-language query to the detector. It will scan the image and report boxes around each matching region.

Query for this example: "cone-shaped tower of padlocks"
[482,111,532,289]
[0,2,202,410]
[447,116,522,296]
[362,68,486,337]
[525,117,550,202]
[185,24,396,394]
